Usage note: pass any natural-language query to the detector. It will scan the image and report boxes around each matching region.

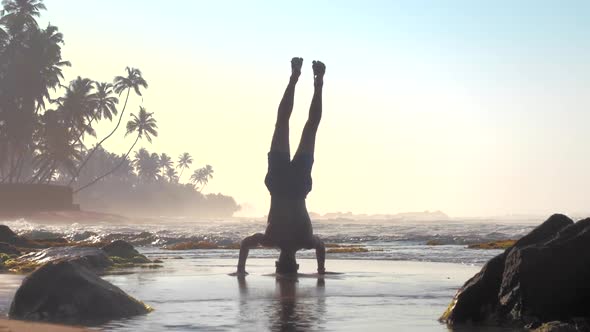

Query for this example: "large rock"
[11,247,113,272]
[101,240,150,263]
[102,240,140,258]
[499,218,590,324]
[0,225,33,247]
[0,225,60,248]
[0,242,21,255]
[9,260,150,324]
[441,214,574,325]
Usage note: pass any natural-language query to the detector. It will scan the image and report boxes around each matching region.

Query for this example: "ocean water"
[1,218,538,265]
[0,218,538,331]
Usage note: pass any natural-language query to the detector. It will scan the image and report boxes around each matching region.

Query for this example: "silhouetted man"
[235,57,326,275]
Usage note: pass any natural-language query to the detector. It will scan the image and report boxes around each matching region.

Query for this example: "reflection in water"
[237,276,326,331]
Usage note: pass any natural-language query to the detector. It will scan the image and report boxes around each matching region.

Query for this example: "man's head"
[276,249,299,274]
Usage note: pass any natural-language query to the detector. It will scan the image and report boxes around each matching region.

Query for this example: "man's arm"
[313,236,326,274]
[236,233,266,274]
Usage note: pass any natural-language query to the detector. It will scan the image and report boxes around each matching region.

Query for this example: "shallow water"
[98,257,486,332]
[0,251,526,331]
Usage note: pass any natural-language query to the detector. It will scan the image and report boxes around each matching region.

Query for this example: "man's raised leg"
[270,57,303,154]
[294,60,325,158]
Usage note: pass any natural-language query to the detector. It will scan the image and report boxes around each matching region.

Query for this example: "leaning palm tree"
[66,82,117,185]
[176,152,193,180]
[199,164,214,191]
[73,67,147,181]
[190,169,203,189]
[190,165,214,192]
[75,106,157,193]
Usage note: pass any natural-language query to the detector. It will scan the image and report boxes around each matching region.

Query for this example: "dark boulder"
[69,231,98,242]
[102,240,138,258]
[0,225,46,248]
[441,214,574,325]
[102,240,150,263]
[9,260,150,324]
[0,242,21,255]
[20,230,64,241]
[15,247,113,272]
[0,225,32,247]
[499,218,590,324]
[441,252,507,324]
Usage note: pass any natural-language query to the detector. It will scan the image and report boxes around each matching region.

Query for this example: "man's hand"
[229,270,249,277]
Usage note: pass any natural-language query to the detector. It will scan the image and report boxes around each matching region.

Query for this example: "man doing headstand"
[235,57,326,275]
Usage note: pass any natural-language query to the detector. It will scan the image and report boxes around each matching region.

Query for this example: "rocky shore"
[441,214,590,331]
[0,224,157,325]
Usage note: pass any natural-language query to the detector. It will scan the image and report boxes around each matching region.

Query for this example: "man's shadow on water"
[237,276,326,331]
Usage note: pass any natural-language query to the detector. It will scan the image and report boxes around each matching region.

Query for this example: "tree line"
[0,0,212,191]
[0,0,238,216]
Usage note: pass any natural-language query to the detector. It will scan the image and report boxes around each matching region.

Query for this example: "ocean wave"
[0,218,535,264]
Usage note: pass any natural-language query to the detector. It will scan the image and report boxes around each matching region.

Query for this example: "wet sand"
[0,319,89,331]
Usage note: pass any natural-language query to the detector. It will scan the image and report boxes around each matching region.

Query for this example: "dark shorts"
[264,151,313,199]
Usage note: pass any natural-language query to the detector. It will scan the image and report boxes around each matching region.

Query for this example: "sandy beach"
[0,318,89,331]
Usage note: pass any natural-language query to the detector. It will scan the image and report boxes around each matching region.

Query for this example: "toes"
[312,60,325,75]
[291,57,303,67]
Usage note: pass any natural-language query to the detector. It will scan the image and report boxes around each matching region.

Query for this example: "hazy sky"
[40,0,590,217]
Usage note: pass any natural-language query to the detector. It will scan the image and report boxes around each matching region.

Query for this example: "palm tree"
[74,67,147,180]
[0,10,69,183]
[66,81,117,185]
[92,82,118,121]
[0,0,45,35]
[133,149,160,183]
[30,109,82,183]
[165,167,178,183]
[159,153,172,176]
[176,152,192,181]
[190,165,214,192]
[75,106,157,193]
[56,77,97,141]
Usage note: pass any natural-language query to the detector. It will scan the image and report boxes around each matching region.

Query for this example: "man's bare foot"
[291,57,303,80]
[312,60,325,87]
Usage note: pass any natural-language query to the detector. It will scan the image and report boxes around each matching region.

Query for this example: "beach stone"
[101,240,150,263]
[69,231,98,242]
[533,320,590,332]
[0,242,21,255]
[441,214,574,325]
[0,225,32,247]
[499,218,590,324]
[102,240,139,258]
[20,230,64,241]
[17,247,113,271]
[9,260,150,324]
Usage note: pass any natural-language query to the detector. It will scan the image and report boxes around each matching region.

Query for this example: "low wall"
[0,184,79,214]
